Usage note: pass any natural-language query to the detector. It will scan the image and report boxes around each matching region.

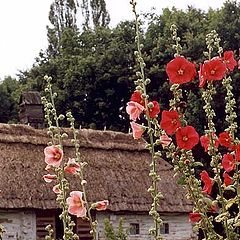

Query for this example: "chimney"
[19,91,44,129]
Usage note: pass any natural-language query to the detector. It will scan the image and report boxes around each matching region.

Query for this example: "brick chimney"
[19,91,44,129]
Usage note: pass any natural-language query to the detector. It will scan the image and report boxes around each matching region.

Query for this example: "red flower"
[235,144,240,161]
[175,126,199,150]
[218,131,233,148]
[94,200,109,211]
[148,101,160,118]
[189,212,201,223]
[130,91,145,106]
[200,170,213,195]
[160,110,181,135]
[200,133,219,152]
[222,153,235,172]
[199,63,207,88]
[166,56,196,84]
[223,51,237,71]
[223,172,232,186]
[203,58,226,81]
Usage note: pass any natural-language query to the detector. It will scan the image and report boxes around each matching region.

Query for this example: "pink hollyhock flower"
[160,110,181,135]
[130,122,145,139]
[44,145,63,167]
[175,126,199,150]
[223,51,237,71]
[238,59,240,70]
[200,170,213,195]
[43,174,57,183]
[223,172,232,187]
[189,212,201,223]
[199,63,207,88]
[64,158,80,174]
[203,57,226,81]
[67,191,87,218]
[166,56,196,84]
[130,91,145,106]
[222,153,235,172]
[160,134,172,147]
[53,184,61,194]
[200,133,219,152]
[126,101,145,121]
[94,200,109,211]
[218,131,233,149]
[147,101,160,119]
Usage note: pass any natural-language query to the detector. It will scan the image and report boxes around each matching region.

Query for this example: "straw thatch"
[19,91,42,105]
[0,123,192,213]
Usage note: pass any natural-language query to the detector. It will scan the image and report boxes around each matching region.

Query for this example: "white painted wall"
[96,212,197,240]
[0,210,36,240]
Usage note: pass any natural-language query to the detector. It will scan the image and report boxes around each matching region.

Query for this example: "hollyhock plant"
[223,172,232,187]
[166,56,196,84]
[126,101,145,121]
[64,158,80,174]
[222,153,235,172]
[44,145,63,167]
[203,57,226,81]
[160,110,181,135]
[223,51,237,71]
[175,126,199,150]
[43,174,57,183]
[218,131,233,148]
[130,91,145,106]
[93,200,109,211]
[200,133,219,152]
[130,121,145,139]
[67,191,87,218]
[200,171,213,195]
[189,212,201,223]
[147,101,160,118]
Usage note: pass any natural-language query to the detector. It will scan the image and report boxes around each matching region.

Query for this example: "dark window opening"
[129,223,140,235]
[160,223,169,234]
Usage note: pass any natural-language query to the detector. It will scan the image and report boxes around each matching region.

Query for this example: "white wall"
[0,210,36,240]
[96,212,197,240]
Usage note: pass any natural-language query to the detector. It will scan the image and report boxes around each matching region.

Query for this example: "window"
[129,223,140,235]
[160,223,169,234]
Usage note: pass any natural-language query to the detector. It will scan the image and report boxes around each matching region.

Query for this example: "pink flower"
[44,145,63,167]
[126,101,145,121]
[93,200,109,211]
[64,158,80,174]
[67,191,87,218]
[53,184,61,194]
[43,174,57,183]
[159,134,172,147]
[130,122,145,139]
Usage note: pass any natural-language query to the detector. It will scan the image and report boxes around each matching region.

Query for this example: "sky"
[0,0,227,80]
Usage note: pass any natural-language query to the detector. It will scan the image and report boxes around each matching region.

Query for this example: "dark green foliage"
[104,218,128,240]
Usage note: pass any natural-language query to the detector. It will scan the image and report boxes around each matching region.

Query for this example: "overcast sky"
[0,0,227,79]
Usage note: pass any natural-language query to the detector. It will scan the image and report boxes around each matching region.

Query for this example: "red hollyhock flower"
[130,91,145,106]
[222,153,235,172]
[223,172,232,187]
[200,133,219,152]
[223,51,237,71]
[218,131,233,148]
[175,126,199,150]
[160,110,181,135]
[235,144,240,161]
[199,63,207,88]
[148,101,160,118]
[166,56,196,84]
[189,212,201,223]
[203,57,226,81]
[200,170,213,195]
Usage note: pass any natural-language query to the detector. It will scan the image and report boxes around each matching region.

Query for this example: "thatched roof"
[19,91,42,105]
[0,124,192,213]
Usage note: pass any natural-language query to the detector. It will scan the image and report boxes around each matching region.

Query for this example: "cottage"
[0,124,195,240]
